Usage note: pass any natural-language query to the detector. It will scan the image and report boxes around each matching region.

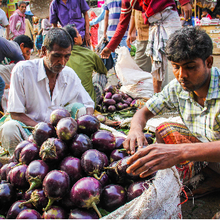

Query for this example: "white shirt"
[7,58,94,123]
[0,9,9,37]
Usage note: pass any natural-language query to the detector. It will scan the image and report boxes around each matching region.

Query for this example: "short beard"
[45,57,64,74]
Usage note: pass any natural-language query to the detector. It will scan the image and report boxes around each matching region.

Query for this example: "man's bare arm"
[83,11,91,46]
[10,112,38,127]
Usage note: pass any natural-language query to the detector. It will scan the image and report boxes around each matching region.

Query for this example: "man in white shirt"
[0,0,9,39]
[0,27,94,155]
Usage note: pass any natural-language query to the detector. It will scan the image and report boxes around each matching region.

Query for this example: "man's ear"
[41,46,47,56]
[19,42,24,50]
[206,55,213,69]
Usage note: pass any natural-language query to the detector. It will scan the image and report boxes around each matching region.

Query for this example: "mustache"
[54,65,65,69]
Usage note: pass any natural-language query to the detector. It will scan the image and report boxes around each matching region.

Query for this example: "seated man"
[0,35,34,112]
[124,26,220,198]
[64,24,108,105]
[0,27,94,155]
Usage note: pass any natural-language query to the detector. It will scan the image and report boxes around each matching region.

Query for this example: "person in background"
[89,11,99,51]
[124,26,220,198]
[0,27,94,155]
[64,24,107,106]
[101,0,192,93]
[42,16,52,42]
[0,0,9,39]
[35,29,43,57]
[126,9,151,73]
[103,0,130,65]
[50,0,91,47]
[9,1,26,39]
[201,8,212,19]
[25,16,34,40]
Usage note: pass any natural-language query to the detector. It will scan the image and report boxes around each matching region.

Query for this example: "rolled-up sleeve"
[80,0,90,13]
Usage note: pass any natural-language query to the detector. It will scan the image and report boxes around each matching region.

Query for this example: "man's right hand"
[126,34,136,48]
[100,47,112,59]
[123,129,148,155]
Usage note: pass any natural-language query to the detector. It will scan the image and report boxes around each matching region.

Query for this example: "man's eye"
[187,66,195,69]
[173,66,179,70]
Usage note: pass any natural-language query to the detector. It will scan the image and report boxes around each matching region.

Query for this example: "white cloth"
[0,9,9,37]
[146,8,181,81]
[42,18,52,36]
[7,58,94,123]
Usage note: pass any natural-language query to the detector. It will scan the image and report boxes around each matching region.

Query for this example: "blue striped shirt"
[104,0,128,37]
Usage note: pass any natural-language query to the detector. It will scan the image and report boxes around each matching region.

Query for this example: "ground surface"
[32,52,220,219]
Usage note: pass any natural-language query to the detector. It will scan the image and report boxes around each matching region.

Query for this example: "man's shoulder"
[0,8,6,15]
[13,59,41,72]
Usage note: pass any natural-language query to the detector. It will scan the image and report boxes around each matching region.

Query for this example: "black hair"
[63,24,77,45]
[18,1,26,7]
[165,26,213,63]
[13,35,34,49]
[202,8,209,13]
[43,27,73,52]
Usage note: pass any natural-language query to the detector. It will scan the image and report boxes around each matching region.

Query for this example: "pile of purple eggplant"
[0,110,155,219]
[96,85,138,113]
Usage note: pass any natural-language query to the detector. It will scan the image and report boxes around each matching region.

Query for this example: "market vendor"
[0,27,94,155]
[124,26,220,198]
[64,24,108,106]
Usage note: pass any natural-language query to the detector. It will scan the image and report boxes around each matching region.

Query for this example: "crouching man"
[0,27,94,155]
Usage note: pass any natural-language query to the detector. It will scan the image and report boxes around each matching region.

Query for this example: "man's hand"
[100,47,112,59]
[84,33,91,47]
[181,3,192,20]
[126,143,183,178]
[123,129,148,155]
[126,34,136,48]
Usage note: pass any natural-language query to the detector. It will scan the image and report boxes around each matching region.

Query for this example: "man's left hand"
[181,3,192,20]
[84,33,91,47]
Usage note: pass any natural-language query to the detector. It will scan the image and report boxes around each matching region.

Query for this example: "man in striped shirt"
[124,26,220,198]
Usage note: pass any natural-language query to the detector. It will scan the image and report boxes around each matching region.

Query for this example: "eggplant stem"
[22,126,35,130]
[94,172,106,180]
[0,149,9,157]
[118,148,126,152]
[26,176,42,193]
[91,201,102,218]
[43,197,56,212]
[18,199,33,208]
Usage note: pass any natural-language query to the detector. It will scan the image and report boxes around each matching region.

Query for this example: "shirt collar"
[37,58,68,86]
[178,67,220,100]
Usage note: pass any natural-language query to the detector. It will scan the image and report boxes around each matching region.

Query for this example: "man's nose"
[179,67,187,79]
[59,56,66,66]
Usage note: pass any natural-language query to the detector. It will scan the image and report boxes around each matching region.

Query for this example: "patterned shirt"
[146,67,220,143]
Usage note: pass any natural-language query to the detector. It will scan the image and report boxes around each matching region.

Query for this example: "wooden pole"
[194,0,197,20]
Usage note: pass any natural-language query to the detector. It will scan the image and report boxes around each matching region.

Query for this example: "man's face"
[44,44,72,74]
[20,43,31,60]
[74,28,83,45]
[18,3,26,14]
[171,57,212,92]
[0,0,2,7]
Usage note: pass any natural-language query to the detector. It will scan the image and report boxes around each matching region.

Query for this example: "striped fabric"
[104,0,128,37]
[146,67,220,143]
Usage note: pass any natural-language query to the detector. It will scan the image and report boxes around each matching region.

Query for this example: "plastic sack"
[102,167,182,219]
[115,47,154,99]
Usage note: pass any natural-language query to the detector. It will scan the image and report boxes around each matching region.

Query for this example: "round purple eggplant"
[92,130,116,152]
[56,117,77,141]
[127,180,150,202]
[0,182,15,206]
[77,115,100,137]
[32,122,56,147]
[25,160,49,192]
[5,162,18,176]
[58,193,76,211]
[70,177,102,218]
[122,103,129,108]
[14,141,31,162]
[110,149,128,163]
[19,143,39,165]
[0,164,8,181]
[42,170,70,211]
[103,98,116,106]
[104,85,116,94]
[98,172,109,187]
[101,184,126,212]
[59,156,83,185]
[19,189,48,211]
[70,134,92,158]
[6,200,33,219]
[81,149,105,180]
[100,152,109,167]
[108,105,116,113]
[50,109,71,126]
[144,132,155,145]
[8,164,29,189]
[116,102,124,110]
[112,93,122,102]
[115,137,126,149]
[39,138,67,163]
[96,114,106,123]
[16,209,41,219]
[104,92,112,99]
[42,206,67,219]
[68,208,98,219]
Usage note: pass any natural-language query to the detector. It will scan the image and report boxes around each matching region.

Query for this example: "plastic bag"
[102,167,182,219]
[115,47,154,99]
